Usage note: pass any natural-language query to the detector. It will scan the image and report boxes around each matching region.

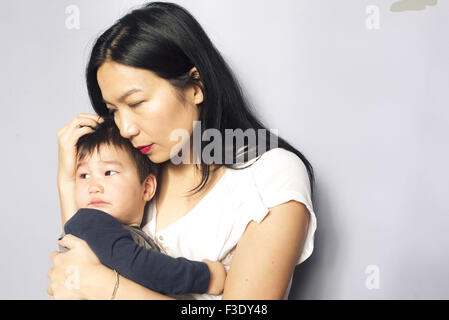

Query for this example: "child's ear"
[142,174,157,202]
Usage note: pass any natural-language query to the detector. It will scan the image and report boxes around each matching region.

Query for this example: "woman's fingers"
[47,267,53,279]
[47,285,54,296]
[57,114,104,139]
[49,251,61,264]
[70,113,105,125]
[62,118,99,137]
[58,234,83,250]
[57,115,103,149]
[70,115,103,129]
[76,113,104,121]
[64,126,96,143]
[57,113,105,178]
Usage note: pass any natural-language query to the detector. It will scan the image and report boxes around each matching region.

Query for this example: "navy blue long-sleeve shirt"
[63,208,210,295]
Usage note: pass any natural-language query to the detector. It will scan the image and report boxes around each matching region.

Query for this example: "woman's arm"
[90,265,175,300]
[63,208,223,295]
[48,234,174,300]
[48,201,309,300]
[57,176,77,226]
[56,114,103,225]
[222,200,310,299]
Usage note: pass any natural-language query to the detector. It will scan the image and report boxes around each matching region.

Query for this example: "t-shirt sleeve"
[248,148,317,265]
[64,208,210,294]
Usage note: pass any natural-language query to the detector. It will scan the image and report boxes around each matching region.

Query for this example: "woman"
[48,1,317,300]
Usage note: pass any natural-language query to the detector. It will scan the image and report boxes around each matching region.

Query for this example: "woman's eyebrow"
[102,88,142,105]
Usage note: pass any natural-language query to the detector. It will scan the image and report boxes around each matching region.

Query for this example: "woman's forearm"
[57,114,103,226]
[87,265,175,300]
[57,174,77,226]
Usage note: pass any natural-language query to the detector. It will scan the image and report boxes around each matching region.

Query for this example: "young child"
[58,119,225,296]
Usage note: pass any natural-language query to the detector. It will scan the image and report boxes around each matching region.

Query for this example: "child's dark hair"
[76,118,158,183]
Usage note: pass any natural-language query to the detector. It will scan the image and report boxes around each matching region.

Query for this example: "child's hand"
[202,259,226,296]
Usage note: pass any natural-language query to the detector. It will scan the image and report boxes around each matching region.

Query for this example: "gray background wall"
[1,0,447,299]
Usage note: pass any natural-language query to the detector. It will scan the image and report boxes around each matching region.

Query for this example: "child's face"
[74,144,155,226]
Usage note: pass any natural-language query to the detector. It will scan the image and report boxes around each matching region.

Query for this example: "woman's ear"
[189,67,204,105]
[142,174,157,202]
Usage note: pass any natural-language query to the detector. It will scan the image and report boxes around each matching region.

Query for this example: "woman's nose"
[116,110,139,139]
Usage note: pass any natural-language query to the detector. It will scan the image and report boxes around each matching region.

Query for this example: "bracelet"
[111,270,120,300]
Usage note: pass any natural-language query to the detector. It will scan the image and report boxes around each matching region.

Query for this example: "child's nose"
[88,180,104,193]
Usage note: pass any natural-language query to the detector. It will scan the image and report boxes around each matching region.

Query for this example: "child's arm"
[63,208,222,295]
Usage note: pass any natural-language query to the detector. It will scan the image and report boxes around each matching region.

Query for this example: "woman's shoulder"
[250,147,309,179]
[224,149,316,266]
[217,147,312,210]
[227,147,310,185]
[247,148,312,209]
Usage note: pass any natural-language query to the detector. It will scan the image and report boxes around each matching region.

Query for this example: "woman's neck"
[161,139,209,186]
[163,161,199,182]
[159,159,222,198]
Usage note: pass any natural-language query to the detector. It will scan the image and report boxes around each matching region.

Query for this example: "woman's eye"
[129,101,144,108]
[105,170,118,176]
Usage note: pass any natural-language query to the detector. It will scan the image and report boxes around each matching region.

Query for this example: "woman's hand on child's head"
[57,114,104,224]
[57,113,104,180]
[202,259,226,296]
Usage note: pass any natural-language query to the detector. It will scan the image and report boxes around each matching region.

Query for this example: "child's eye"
[105,170,118,176]
[79,173,90,179]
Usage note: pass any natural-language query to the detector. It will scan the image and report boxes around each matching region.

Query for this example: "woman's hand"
[57,113,104,224]
[47,234,175,300]
[202,259,226,295]
[47,234,114,300]
[57,113,103,180]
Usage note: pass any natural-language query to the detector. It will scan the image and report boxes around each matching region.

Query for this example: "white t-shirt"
[142,147,317,300]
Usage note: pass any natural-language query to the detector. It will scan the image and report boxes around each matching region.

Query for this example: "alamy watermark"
[366,5,380,30]
[365,264,380,290]
[169,121,278,165]
[65,5,80,30]
[65,265,80,290]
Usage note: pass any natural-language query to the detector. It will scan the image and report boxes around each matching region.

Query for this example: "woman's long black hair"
[86,1,315,199]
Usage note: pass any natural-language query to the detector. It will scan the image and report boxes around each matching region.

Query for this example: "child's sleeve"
[63,208,210,295]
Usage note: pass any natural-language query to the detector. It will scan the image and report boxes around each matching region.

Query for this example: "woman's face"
[97,61,203,164]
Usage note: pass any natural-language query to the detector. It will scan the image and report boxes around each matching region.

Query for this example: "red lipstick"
[138,144,154,154]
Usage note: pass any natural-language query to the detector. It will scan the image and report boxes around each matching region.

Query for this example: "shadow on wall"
[288,182,340,300]
[390,0,437,12]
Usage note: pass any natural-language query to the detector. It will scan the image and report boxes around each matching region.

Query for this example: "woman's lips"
[138,144,154,154]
